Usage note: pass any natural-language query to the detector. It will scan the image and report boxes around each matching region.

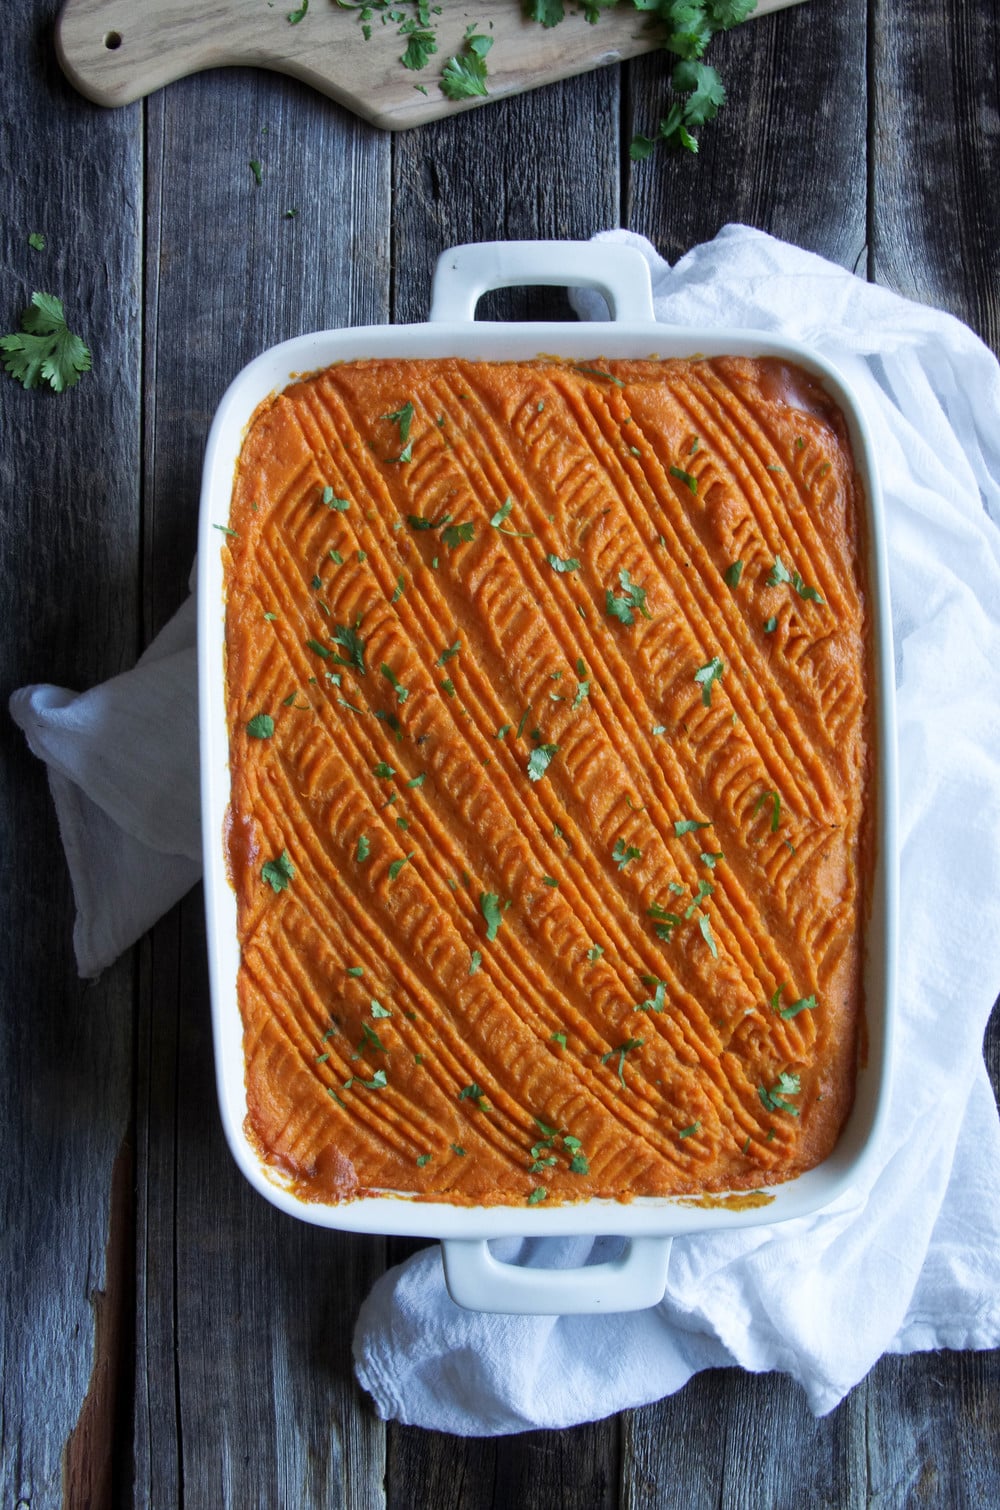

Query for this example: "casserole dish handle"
[429,239,655,325]
[441,1236,669,1314]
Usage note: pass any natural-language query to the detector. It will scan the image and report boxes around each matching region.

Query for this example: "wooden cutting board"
[56,0,804,132]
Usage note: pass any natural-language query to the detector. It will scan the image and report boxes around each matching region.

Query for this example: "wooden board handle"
[56,0,807,131]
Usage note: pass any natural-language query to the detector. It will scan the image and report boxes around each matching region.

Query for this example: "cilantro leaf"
[670,463,699,494]
[526,743,559,781]
[1,292,92,392]
[401,27,437,69]
[440,34,492,98]
[442,520,475,549]
[246,713,275,739]
[261,850,294,892]
[693,656,724,706]
[381,401,415,443]
[601,1037,644,1086]
[524,0,565,26]
[758,1071,802,1115]
[613,839,642,871]
[605,568,652,625]
[331,622,367,675]
[754,788,781,833]
[672,59,726,125]
[780,994,817,1020]
[545,553,581,573]
[480,891,504,941]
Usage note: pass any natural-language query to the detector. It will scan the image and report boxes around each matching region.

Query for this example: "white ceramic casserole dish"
[198,240,897,1314]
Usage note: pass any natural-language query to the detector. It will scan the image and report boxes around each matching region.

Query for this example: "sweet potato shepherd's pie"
[220,355,872,1208]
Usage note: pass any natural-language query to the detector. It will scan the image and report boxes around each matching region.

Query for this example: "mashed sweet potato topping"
[222,355,872,1208]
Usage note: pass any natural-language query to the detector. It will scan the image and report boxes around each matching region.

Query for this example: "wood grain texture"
[388,1421,621,1509]
[1,4,141,1507]
[627,0,868,270]
[870,0,1000,347]
[391,67,622,327]
[55,0,804,128]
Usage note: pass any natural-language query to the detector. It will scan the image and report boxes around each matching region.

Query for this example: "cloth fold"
[11,226,1000,1431]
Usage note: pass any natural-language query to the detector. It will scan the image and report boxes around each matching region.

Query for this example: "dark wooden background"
[3,2,999,1505]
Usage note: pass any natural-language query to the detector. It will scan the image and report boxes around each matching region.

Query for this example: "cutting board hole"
[104,31,123,51]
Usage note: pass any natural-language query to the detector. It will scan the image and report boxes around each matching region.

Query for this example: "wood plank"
[1,3,142,1506]
[56,0,804,129]
[627,0,868,270]
[622,1370,868,1509]
[870,0,1000,348]
[133,64,392,1508]
[389,1421,621,1509]
[390,68,622,327]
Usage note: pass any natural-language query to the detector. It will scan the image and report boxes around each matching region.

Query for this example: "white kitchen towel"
[352,227,1000,1430]
[9,226,1000,1428]
[9,588,201,977]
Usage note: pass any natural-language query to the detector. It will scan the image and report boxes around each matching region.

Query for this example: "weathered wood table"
[4,2,999,1504]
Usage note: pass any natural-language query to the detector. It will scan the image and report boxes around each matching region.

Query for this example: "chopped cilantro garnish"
[436,640,461,665]
[546,553,581,573]
[693,656,724,706]
[388,851,415,882]
[407,511,451,531]
[355,835,371,863]
[373,761,395,779]
[490,497,535,537]
[670,464,698,494]
[638,979,666,1013]
[526,743,559,781]
[780,994,817,1020]
[678,1122,700,1139]
[526,1187,547,1205]
[724,560,744,589]
[605,568,651,625]
[261,850,294,892]
[380,662,409,703]
[758,1071,802,1115]
[331,622,367,675]
[586,944,605,962]
[647,903,681,942]
[458,1082,490,1110]
[320,486,350,511]
[480,891,503,941]
[246,713,274,739]
[442,520,475,549]
[613,838,642,871]
[754,788,781,833]
[381,400,414,443]
[601,1038,644,1086]
[469,949,482,975]
[674,818,710,836]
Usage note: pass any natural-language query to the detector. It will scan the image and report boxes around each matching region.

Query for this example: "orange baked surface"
[223,355,872,1208]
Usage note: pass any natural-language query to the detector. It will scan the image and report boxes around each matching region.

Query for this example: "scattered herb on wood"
[2,292,92,392]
